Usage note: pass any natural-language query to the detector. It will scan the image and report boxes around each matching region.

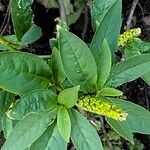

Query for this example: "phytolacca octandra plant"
[0,26,129,150]
[1,22,150,150]
[0,0,150,149]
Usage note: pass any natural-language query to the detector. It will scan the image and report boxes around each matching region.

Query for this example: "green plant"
[118,28,150,86]
[0,0,150,150]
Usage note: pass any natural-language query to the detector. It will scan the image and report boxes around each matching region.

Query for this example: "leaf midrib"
[61,38,93,84]
[2,110,56,150]
[0,65,49,82]
[71,112,95,150]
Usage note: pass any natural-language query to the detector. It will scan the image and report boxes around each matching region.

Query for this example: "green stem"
[0,36,18,52]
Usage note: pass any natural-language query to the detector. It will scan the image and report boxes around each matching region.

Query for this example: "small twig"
[58,0,67,23]
[144,84,150,111]
[0,0,11,35]
[81,5,89,40]
[125,0,139,30]
[1,12,11,35]
[137,2,144,18]
[100,116,114,150]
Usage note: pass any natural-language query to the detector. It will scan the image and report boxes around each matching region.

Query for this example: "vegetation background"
[0,0,150,149]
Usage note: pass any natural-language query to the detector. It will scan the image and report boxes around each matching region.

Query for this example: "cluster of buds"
[118,28,141,47]
[77,96,128,121]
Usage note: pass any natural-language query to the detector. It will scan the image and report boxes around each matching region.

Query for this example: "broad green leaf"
[2,109,57,150]
[99,88,123,97]
[21,24,42,45]
[8,89,57,120]
[57,107,71,142]
[51,47,66,85]
[58,27,97,92]
[91,0,117,30]
[11,0,33,40]
[91,0,122,57]
[30,123,67,150]
[0,90,14,127]
[69,109,103,150]
[107,54,150,87]
[109,99,150,134]
[0,52,52,95]
[58,86,79,108]
[96,39,112,89]
[106,117,134,144]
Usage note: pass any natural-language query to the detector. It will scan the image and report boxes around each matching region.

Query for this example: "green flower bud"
[77,96,128,121]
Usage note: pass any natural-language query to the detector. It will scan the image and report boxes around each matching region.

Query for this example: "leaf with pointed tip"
[91,0,117,30]
[51,47,66,85]
[2,109,57,150]
[106,117,134,144]
[58,86,79,108]
[69,109,103,150]
[109,99,150,134]
[100,88,123,97]
[58,27,97,93]
[21,24,42,45]
[91,0,122,57]
[107,54,150,87]
[96,39,112,89]
[57,107,71,142]
[11,0,33,40]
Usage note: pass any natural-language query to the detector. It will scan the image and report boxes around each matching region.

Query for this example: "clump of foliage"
[0,0,150,150]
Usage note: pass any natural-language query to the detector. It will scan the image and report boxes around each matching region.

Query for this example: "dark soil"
[0,0,150,149]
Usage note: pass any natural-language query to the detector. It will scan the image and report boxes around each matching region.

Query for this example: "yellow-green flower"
[77,96,128,121]
[118,28,141,47]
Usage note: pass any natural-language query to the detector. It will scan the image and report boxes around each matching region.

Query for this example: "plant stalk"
[0,36,17,52]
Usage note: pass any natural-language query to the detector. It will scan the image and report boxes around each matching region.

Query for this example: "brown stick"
[81,5,89,40]
[125,0,139,30]
[100,116,114,150]
[58,0,67,23]
[0,0,11,35]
